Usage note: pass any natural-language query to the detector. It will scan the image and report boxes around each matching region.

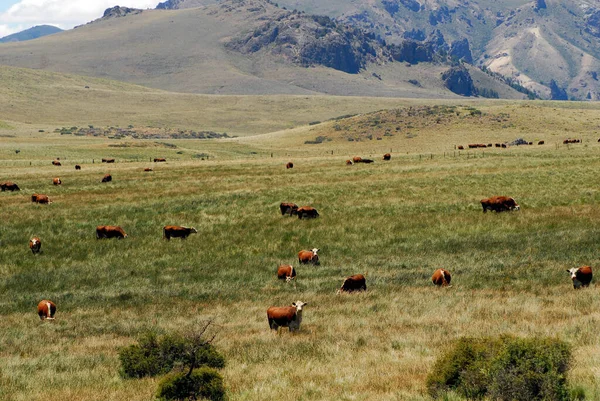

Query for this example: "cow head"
[190,227,198,234]
[511,198,520,211]
[311,248,320,256]
[566,268,579,281]
[285,275,296,283]
[292,301,307,312]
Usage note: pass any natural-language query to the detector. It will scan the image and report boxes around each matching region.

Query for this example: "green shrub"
[156,367,225,401]
[119,333,167,378]
[427,336,572,400]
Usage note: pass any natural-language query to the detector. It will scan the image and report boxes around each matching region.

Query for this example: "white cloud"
[0,0,158,34]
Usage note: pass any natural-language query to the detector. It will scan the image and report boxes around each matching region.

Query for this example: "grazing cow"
[96,225,127,239]
[458,145,464,150]
[267,301,307,332]
[297,206,319,219]
[352,156,362,163]
[286,162,294,169]
[102,158,115,163]
[75,165,81,170]
[0,181,20,191]
[383,153,391,161]
[487,144,493,147]
[566,266,592,289]
[52,177,61,185]
[29,237,42,254]
[361,159,375,163]
[538,141,545,145]
[563,139,581,144]
[277,264,296,282]
[31,194,51,204]
[501,144,507,148]
[101,174,112,183]
[298,248,320,265]
[432,268,452,287]
[37,300,56,321]
[528,142,533,145]
[337,274,367,293]
[480,196,520,213]
[144,168,153,172]
[163,225,198,240]
[280,202,299,216]
[154,158,166,162]
[495,143,501,148]
[52,160,61,166]
[346,159,353,165]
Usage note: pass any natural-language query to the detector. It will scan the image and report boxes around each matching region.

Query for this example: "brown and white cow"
[29,237,42,254]
[52,177,62,185]
[383,153,391,161]
[432,268,452,287]
[337,274,367,293]
[96,225,127,239]
[52,160,61,166]
[480,196,520,213]
[75,165,81,170]
[566,266,592,289]
[101,174,112,183]
[298,248,319,265]
[37,300,56,320]
[31,194,51,204]
[280,202,299,216]
[297,206,319,219]
[0,181,20,191]
[346,159,353,165]
[277,264,296,282]
[154,158,166,162]
[163,225,198,240]
[267,301,307,332]
[286,162,294,169]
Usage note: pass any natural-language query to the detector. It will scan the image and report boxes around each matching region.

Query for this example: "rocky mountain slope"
[0,25,63,43]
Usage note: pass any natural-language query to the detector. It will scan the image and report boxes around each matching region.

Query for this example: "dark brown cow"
[31,194,51,204]
[457,145,464,150]
[361,159,375,163]
[563,139,581,144]
[96,225,127,239]
[538,141,545,145]
[277,264,296,282]
[52,160,61,166]
[286,162,294,169]
[37,300,56,320]
[298,248,319,265]
[102,158,115,163]
[432,268,452,287]
[487,144,493,147]
[29,237,41,254]
[501,144,507,148]
[346,159,353,165]
[383,153,391,161]
[163,225,198,240]
[75,165,81,170]
[566,266,592,289]
[52,177,62,185]
[101,174,112,183]
[0,181,20,191]
[480,196,520,213]
[352,156,362,163]
[267,301,307,332]
[495,143,501,148]
[297,206,319,219]
[144,168,153,172]
[280,202,299,216]
[337,274,367,293]
[154,158,166,162]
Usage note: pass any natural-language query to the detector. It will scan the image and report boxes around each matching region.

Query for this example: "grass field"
[2,100,600,401]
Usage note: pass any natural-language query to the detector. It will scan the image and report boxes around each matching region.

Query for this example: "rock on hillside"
[442,65,475,97]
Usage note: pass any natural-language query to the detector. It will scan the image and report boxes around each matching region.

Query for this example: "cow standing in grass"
[298,248,319,265]
[432,269,452,287]
[337,274,367,293]
[37,300,56,320]
[96,225,127,239]
[53,177,62,185]
[29,237,42,254]
[566,266,592,289]
[267,301,307,332]
[480,196,520,213]
[297,206,319,219]
[277,264,296,282]
[0,181,20,191]
[280,202,298,216]
[102,174,112,183]
[163,226,198,240]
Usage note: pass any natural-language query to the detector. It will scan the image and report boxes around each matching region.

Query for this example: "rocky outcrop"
[585,10,600,38]
[534,0,547,11]
[400,0,421,13]
[449,38,472,64]
[156,0,183,9]
[428,6,453,26]
[102,6,142,19]
[402,28,426,41]
[441,65,475,96]
[549,80,568,100]
[389,40,434,63]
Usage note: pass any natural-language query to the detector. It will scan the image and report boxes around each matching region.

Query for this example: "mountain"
[0,0,524,99]
[0,25,63,43]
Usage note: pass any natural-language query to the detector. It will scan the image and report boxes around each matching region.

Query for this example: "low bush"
[156,367,225,401]
[426,335,572,401]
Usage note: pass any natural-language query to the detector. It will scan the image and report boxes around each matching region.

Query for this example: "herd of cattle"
[3,154,595,333]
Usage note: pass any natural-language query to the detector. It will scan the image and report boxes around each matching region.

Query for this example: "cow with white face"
[298,248,319,265]
[566,266,592,289]
[267,301,308,332]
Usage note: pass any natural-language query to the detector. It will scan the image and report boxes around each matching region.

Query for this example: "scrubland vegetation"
[1,98,600,400]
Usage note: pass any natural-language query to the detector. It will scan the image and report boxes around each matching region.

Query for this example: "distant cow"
[286,162,294,169]
[101,174,112,183]
[480,196,520,213]
[458,145,464,150]
[0,181,20,191]
[277,264,296,282]
[29,237,42,254]
[102,158,115,163]
[31,194,51,204]
[346,160,353,165]
[538,141,545,145]
[352,156,362,163]
[75,165,81,170]
[495,143,501,148]
[383,153,391,161]
[501,144,507,148]
[52,160,61,166]
[96,225,127,239]
[361,159,374,163]
[154,158,166,162]
[337,274,367,293]
[563,139,581,144]
[163,225,198,240]
[566,266,592,289]
[37,300,56,321]
[298,248,319,265]
[267,301,307,332]
[432,268,451,287]
[144,168,153,172]
[280,202,298,216]
[297,206,319,219]
[52,177,61,185]
[487,144,493,147]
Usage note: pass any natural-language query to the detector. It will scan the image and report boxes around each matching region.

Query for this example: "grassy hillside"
[0,25,63,43]
[1,101,600,400]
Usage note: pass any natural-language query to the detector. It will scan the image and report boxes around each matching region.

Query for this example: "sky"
[0,0,159,38]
